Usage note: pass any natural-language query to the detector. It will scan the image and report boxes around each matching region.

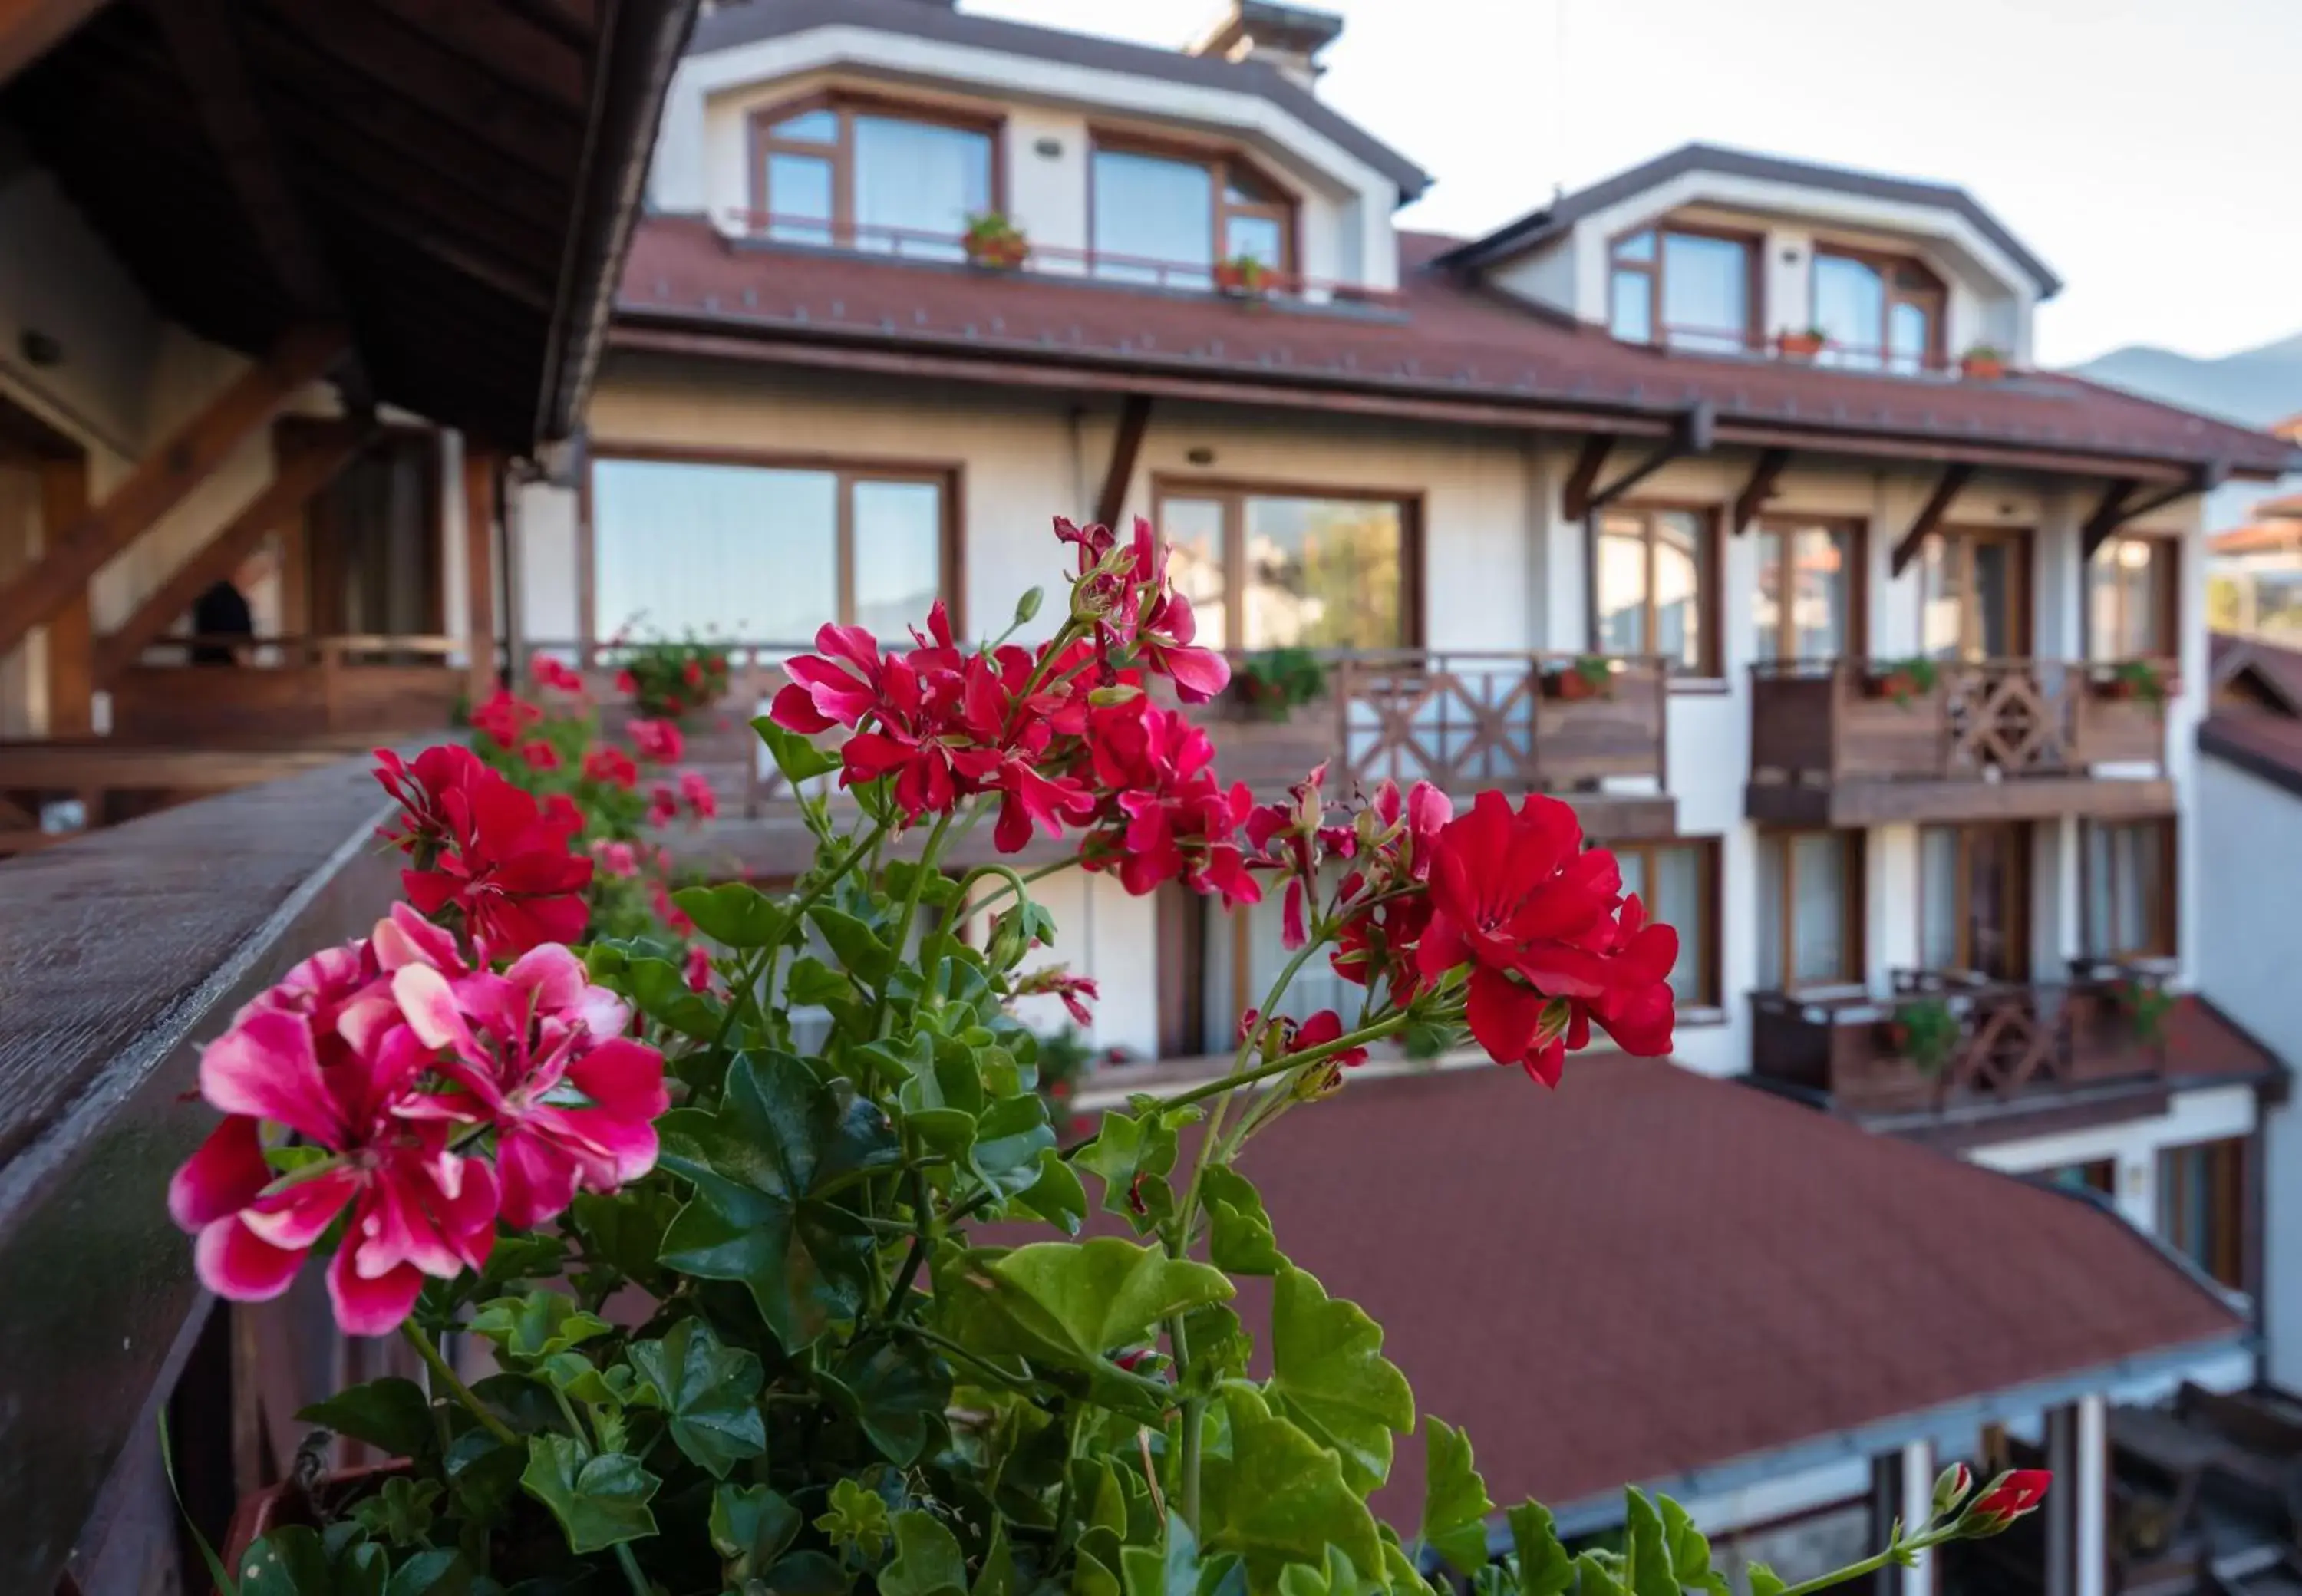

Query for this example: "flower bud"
[1088,683,1143,707]
[1011,585,1044,626]
[1954,1469,2050,1538]
[1931,1462,1973,1520]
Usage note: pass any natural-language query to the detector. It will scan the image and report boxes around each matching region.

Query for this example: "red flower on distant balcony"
[646,784,680,828]
[628,717,684,764]
[582,747,638,790]
[1416,791,1676,1085]
[519,739,561,773]
[679,769,719,821]
[471,688,543,748]
[1959,1470,2051,1536]
[531,656,585,695]
[592,839,639,879]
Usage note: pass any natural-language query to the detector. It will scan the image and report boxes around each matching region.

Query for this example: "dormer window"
[1608,227,1754,354]
[1812,249,1944,374]
[1090,140,1296,289]
[750,97,995,260]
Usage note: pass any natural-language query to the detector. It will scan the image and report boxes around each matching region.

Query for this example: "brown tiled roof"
[2205,635,2302,792]
[2162,995,2287,1082]
[2253,490,2302,516]
[614,218,2294,479]
[1109,1059,2241,1517]
[2210,522,2302,556]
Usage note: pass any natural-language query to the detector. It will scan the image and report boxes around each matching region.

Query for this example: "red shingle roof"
[615,219,2292,478]
[1203,1059,2238,1515]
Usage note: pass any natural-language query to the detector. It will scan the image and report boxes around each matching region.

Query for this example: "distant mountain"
[2068,331,2302,430]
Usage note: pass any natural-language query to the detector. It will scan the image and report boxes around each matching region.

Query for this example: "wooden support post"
[0,325,346,656]
[1093,393,1153,529]
[1888,462,1976,577]
[92,420,374,684]
[0,0,110,87]
[38,455,91,734]
[464,444,499,705]
[1730,447,1790,536]
[1561,435,1611,523]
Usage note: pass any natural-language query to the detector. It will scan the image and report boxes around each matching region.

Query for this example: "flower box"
[963,232,1029,271]
[1213,258,1268,297]
[1960,351,2007,381]
[1776,330,1828,361]
[1541,667,1608,702]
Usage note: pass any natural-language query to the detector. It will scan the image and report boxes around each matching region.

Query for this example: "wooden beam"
[1093,394,1153,529]
[0,0,110,86]
[38,455,91,734]
[1888,463,1976,577]
[0,325,345,656]
[1562,435,1612,522]
[1730,447,1791,536]
[1584,405,1717,518]
[2077,478,2140,563]
[464,444,499,705]
[2080,463,2228,560]
[92,420,373,683]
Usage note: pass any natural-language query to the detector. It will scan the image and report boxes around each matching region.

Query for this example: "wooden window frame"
[747,89,1006,249]
[1594,501,1723,677]
[2080,816,2178,961]
[1605,836,1720,1007]
[1758,827,1865,991]
[1087,130,1301,279]
[1812,246,1948,370]
[1918,525,2035,661]
[1149,475,1423,651]
[1917,821,2033,981]
[1754,514,1868,664]
[1606,223,1762,351]
[2159,1136,2247,1292]
[2087,529,2181,664]
[580,444,964,660]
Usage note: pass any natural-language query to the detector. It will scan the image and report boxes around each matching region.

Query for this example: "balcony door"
[1919,528,2032,662]
[1919,823,2032,981]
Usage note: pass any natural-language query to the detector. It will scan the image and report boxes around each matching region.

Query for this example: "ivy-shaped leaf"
[349,1476,441,1547]
[946,1238,1232,1373]
[816,1476,893,1564]
[1197,1383,1382,1591]
[1623,1489,1679,1596]
[754,715,841,786]
[711,1484,803,1584]
[383,1548,477,1596]
[297,1377,436,1464]
[1748,1565,1787,1596]
[622,955,720,1038]
[657,1053,902,1350]
[1265,1268,1415,1494]
[1657,1494,1732,1596]
[236,1526,371,1596]
[970,1092,1057,1196]
[833,1337,953,1468]
[467,1292,610,1362]
[1011,1149,1087,1235]
[810,905,895,984]
[1119,1513,1201,1596]
[569,1186,680,1295]
[1073,1107,1185,1234]
[1507,1502,1577,1596]
[1576,1551,1626,1596]
[879,1512,970,1596]
[1201,1166,1285,1276]
[674,882,787,948]
[628,1317,767,1479]
[1420,1420,1495,1575]
[519,1435,659,1555]
[789,956,855,1007]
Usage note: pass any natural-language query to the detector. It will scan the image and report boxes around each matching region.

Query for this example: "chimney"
[1186,2,1344,91]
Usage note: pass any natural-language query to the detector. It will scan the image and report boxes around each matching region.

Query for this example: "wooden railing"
[1750,657,2171,785]
[0,753,416,1591]
[111,633,465,744]
[1750,964,2170,1116]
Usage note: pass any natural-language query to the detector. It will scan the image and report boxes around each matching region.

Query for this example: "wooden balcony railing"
[111,633,465,745]
[1750,658,2171,786]
[1750,965,2171,1117]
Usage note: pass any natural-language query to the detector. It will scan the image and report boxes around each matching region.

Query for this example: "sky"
[968,0,2302,368]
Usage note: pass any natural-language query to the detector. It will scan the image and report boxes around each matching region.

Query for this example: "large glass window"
[1754,518,1859,663]
[1153,488,1408,651]
[1608,227,1753,354]
[753,102,991,259]
[1813,250,1944,373]
[2083,819,2173,960]
[2089,534,2175,661]
[1918,530,2030,661]
[1595,506,1714,674]
[590,457,945,645]
[1092,146,1294,288]
[1756,831,1862,990]
[2159,1138,2247,1291]
[1611,839,1715,1006]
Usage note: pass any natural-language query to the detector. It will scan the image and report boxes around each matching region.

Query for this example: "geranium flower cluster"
[375,746,592,958]
[169,896,668,1335]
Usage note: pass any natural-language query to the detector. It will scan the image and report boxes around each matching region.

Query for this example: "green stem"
[871,810,955,1039]
[399,1321,516,1446]
[615,1545,653,1596]
[958,857,1080,917]
[1161,1015,1410,1117]
[893,1321,1046,1396]
[882,1161,934,1318]
[1776,1527,1949,1596]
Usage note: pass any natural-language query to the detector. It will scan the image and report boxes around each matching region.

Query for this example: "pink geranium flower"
[379,753,593,958]
[679,769,718,820]
[628,718,684,764]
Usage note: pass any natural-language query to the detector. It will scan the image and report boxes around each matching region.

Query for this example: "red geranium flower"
[519,739,560,773]
[381,753,592,958]
[628,718,684,764]
[531,656,585,695]
[374,745,485,859]
[679,769,719,821]
[646,785,680,828]
[1959,1471,2051,1536]
[582,747,638,790]
[1077,696,1258,906]
[471,688,543,748]
[592,839,639,878]
[684,945,714,994]
[1015,966,1099,1027]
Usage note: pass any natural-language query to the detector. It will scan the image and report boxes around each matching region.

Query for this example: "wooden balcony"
[109,635,464,746]
[1747,658,2175,826]
[1750,965,2175,1130]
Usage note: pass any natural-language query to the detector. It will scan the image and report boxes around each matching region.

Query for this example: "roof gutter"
[1522,1328,2254,1543]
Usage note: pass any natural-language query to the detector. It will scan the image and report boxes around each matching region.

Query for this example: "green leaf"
[764,1549,853,1595]
[1657,1494,1730,1596]
[1576,1551,1627,1596]
[297,1377,436,1462]
[1198,1383,1382,1591]
[349,1476,441,1547]
[236,1528,336,1595]
[884,859,961,909]
[1120,1514,1200,1596]
[1011,1149,1087,1235]
[810,905,894,984]
[674,882,786,948]
[569,1187,679,1293]
[1420,1420,1495,1575]
[973,1525,1017,1596]
[755,715,841,786]
[658,1053,902,1349]
[948,1238,1232,1372]
[1265,1268,1415,1494]
[467,1292,611,1362]
[383,1549,475,1596]
[815,1476,892,1563]
[1201,1167,1285,1277]
[833,1337,952,1468]
[1073,1108,1183,1234]
[519,1435,659,1555]
[711,1484,803,1583]
[628,1317,766,1479]
[1624,1489,1677,1596]
[879,1512,969,1596]
[1748,1565,1787,1596]
[789,956,853,1007]
[622,955,720,1038]
[969,1092,1057,1196]
[1507,1502,1576,1596]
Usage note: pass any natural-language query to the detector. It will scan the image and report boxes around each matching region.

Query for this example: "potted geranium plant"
[176,514,2050,1596]
[961,210,1031,271]
[1213,252,1269,297]
[2114,978,2176,1047]
[1230,644,1327,721]
[1541,655,1614,702]
[1863,655,1939,707]
[2095,658,2172,707]
[615,634,731,721]
[1777,326,1830,361]
[1960,345,2009,381]
[1885,995,1961,1075]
